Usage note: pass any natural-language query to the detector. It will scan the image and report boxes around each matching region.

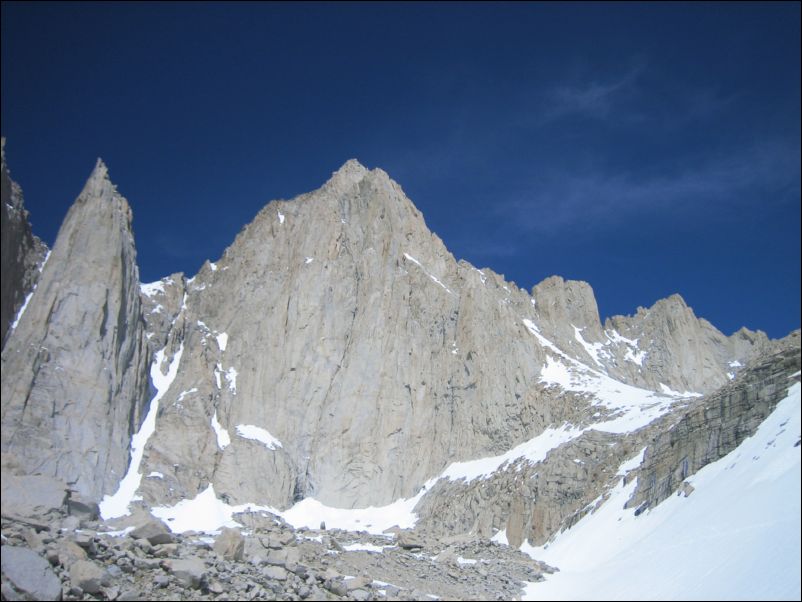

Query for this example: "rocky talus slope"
[1,483,554,601]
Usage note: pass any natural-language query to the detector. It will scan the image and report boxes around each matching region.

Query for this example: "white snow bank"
[605,329,647,366]
[659,382,702,398]
[491,529,509,545]
[140,280,165,297]
[523,381,802,601]
[281,482,435,535]
[539,356,574,389]
[9,251,50,331]
[216,332,228,352]
[623,347,647,366]
[10,291,34,331]
[225,367,238,393]
[573,326,607,368]
[441,424,584,482]
[524,319,692,433]
[211,411,231,450]
[151,484,279,534]
[343,542,388,553]
[403,253,455,296]
[176,387,197,403]
[235,424,282,449]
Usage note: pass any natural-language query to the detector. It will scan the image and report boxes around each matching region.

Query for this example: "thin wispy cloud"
[536,64,645,124]
[529,62,736,130]
[500,142,800,236]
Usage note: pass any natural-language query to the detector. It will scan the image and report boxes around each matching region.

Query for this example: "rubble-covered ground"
[1,495,553,602]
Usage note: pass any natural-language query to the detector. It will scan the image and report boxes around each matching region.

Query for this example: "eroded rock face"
[130,160,783,512]
[533,277,771,396]
[413,332,800,548]
[604,295,771,394]
[627,332,801,513]
[137,161,565,509]
[0,138,48,348]
[1,159,152,502]
[414,428,647,546]
[0,152,789,530]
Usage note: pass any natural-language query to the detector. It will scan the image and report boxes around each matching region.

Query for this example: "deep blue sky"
[2,2,799,338]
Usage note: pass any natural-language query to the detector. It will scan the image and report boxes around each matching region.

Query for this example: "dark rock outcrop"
[0,139,48,348]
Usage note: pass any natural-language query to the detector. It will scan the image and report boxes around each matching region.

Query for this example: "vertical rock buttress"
[1,159,152,501]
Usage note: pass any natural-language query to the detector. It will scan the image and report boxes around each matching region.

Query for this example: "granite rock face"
[138,161,563,509]
[1,159,152,502]
[135,160,773,511]
[413,331,800,548]
[604,294,771,394]
[0,138,48,348]
[0,151,791,540]
[627,331,801,513]
[534,276,770,395]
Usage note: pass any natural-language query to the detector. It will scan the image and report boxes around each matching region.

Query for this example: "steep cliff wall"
[1,160,152,501]
[0,139,47,347]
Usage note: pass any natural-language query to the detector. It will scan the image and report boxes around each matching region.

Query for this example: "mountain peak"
[79,158,117,202]
[325,158,370,191]
[337,158,368,174]
[92,157,109,178]
[653,292,690,314]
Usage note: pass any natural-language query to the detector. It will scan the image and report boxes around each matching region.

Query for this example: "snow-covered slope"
[522,376,802,601]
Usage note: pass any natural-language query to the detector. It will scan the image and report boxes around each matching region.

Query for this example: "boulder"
[69,559,108,595]
[346,576,371,591]
[396,531,424,550]
[213,526,245,561]
[265,548,287,566]
[264,565,288,581]
[129,519,173,545]
[164,557,206,589]
[0,475,67,518]
[67,492,100,520]
[325,578,348,597]
[52,540,87,567]
[1,545,62,601]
